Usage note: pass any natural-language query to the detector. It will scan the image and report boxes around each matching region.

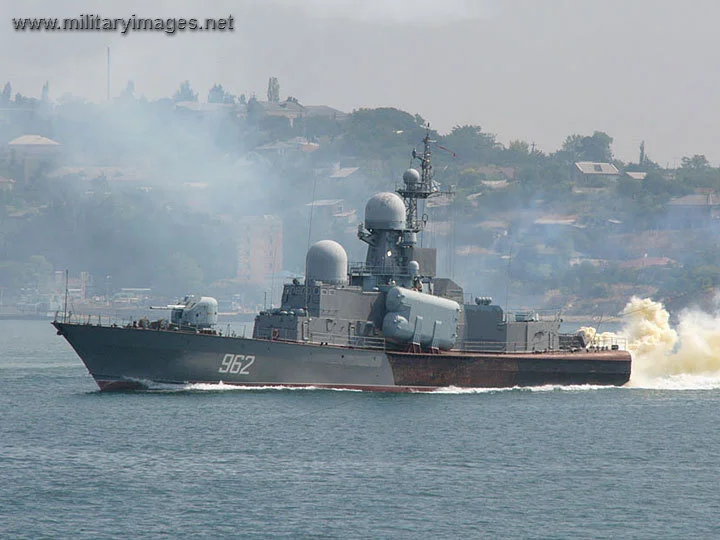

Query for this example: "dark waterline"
[1,320,717,539]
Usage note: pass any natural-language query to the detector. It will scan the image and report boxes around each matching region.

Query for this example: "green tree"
[583,130,613,161]
[267,76,280,103]
[340,108,428,161]
[616,176,641,199]
[641,171,673,195]
[246,96,264,123]
[502,139,534,165]
[120,80,135,100]
[172,80,198,102]
[27,255,53,286]
[507,139,529,155]
[14,93,31,107]
[0,261,29,290]
[208,83,235,104]
[681,154,710,170]
[1,82,11,105]
[441,125,499,164]
[457,168,485,188]
[676,154,718,188]
[305,115,342,139]
[562,131,613,162]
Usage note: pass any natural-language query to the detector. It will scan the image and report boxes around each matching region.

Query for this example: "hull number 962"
[219,354,255,375]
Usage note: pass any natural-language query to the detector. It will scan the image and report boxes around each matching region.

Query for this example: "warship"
[54,131,631,391]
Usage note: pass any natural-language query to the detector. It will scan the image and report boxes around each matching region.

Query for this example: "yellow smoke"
[576,326,624,349]
[620,297,678,379]
[583,296,720,383]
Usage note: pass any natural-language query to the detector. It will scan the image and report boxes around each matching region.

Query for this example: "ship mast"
[396,125,436,233]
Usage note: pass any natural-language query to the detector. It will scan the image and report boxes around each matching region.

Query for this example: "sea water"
[2,301,720,539]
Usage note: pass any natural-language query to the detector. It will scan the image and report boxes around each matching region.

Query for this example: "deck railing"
[456,340,525,353]
[586,334,628,350]
[307,332,387,350]
[454,339,626,352]
[56,312,628,352]
[56,311,141,327]
[348,262,410,277]
[54,311,250,337]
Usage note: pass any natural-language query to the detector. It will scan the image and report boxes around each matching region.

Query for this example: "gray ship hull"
[54,322,631,391]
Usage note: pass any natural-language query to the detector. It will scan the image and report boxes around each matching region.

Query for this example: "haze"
[4,0,720,164]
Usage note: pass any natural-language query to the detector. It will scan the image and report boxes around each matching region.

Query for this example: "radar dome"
[365,192,406,230]
[305,240,348,285]
[403,168,421,186]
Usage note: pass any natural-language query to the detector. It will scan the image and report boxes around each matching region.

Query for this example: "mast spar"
[397,125,435,233]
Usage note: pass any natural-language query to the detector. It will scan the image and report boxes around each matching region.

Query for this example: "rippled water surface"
[1,320,719,539]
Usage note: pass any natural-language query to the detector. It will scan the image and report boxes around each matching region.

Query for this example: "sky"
[3,0,720,165]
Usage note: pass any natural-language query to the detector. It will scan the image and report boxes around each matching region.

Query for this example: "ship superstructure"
[253,128,576,354]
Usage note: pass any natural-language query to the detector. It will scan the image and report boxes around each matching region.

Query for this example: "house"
[46,166,148,193]
[0,176,15,191]
[5,135,61,182]
[305,199,357,239]
[618,257,676,270]
[256,101,347,126]
[624,171,647,181]
[572,186,608,195]
[329,166,359,180]
[666,192,720,229]
[236,215,283,285]
[304,105,347,121]
[259,99,306,126]
[255,137,319,157]
[175,101,246,119]
[481,179,510,190]
[6,134,60,158]
[306,199,344,217]
[569,257,608,268]
[475,219,509,237]
[572,162,619,183]
[474,165,516,182]
[465,192,487,207]
[47,166,128,181]
[533,215,579,227]
[8,207,42,220]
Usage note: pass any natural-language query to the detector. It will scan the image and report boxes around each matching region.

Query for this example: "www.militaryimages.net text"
[12,15,235,35]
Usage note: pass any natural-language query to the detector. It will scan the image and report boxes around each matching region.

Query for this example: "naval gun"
[150,295,219,329]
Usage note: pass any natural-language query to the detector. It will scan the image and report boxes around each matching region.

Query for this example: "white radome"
[305,240,348,285]
[365,192,406,230]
